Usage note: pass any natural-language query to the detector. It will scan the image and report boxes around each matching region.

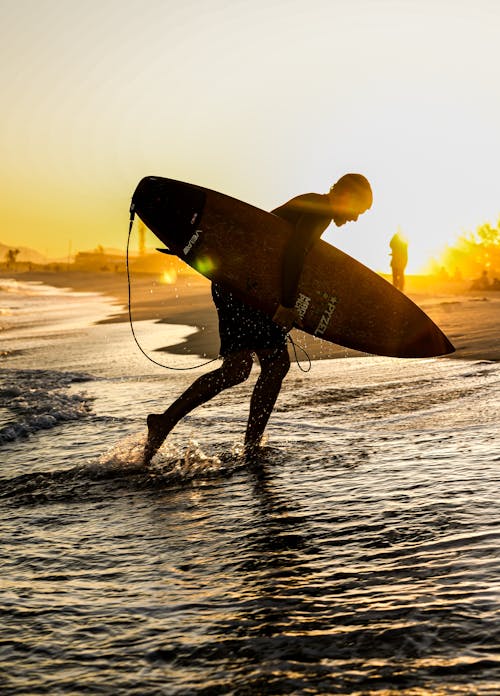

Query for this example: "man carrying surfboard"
[143,173,373,464]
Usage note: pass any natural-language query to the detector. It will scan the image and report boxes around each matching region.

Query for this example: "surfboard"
[130,176,455,358]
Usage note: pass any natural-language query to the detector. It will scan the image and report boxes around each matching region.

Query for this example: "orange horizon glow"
[1,1,500,275]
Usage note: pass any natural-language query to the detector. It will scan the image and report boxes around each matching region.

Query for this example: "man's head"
[328,173,373,226]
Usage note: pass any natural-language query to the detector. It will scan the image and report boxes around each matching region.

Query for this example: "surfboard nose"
[131,176,206,253]
[442,335,456,356]
[428,332,455,357]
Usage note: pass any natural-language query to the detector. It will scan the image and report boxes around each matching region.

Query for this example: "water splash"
[0,433,254,507]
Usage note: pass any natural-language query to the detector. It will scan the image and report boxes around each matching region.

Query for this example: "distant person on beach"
[143,174,373,464]
[470,270,490,291]
[389,231,408,291]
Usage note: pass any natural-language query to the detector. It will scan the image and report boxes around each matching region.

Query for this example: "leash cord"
[127,210,311,373]
[126,213,220,371]
[287,334,312,372]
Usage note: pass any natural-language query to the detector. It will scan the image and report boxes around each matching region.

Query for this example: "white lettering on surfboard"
[315,296,338,335]
[295,293,311,320]
[183,230,201,256]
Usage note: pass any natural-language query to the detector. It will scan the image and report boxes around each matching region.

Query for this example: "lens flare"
[194,255,216,276]
[161,269,177,285]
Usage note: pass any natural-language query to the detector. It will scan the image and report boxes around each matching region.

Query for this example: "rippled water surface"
[1,278,499,695]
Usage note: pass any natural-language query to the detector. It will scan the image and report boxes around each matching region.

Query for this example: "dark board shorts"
[212,283,287,357]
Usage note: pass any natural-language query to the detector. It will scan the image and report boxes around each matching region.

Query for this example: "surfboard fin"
[156,247,175,255]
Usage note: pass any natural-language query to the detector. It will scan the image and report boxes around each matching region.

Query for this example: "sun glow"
[1,2,499,275]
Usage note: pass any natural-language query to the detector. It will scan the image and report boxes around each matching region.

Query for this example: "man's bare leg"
[144,351,253,464]
[244,346,290,457]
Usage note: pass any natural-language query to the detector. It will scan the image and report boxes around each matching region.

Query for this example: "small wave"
[0,368,95,444]
[0,278,71,297]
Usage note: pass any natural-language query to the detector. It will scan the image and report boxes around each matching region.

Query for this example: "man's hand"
[272,304,300,332]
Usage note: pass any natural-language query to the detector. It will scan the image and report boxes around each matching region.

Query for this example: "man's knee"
[220,353,253,387]
[258,348,290,381]
[276,355,291,380]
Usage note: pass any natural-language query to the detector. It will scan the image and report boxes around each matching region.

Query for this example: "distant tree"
[427,219,500,280]
[5,248,20,269]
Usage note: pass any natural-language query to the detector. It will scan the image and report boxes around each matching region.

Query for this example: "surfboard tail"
[131,176,206,256]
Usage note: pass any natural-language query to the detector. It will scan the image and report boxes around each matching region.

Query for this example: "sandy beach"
[1,269,499,361]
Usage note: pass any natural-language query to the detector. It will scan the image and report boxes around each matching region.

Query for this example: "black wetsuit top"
[213,193,334,356]
[271,193,333,307]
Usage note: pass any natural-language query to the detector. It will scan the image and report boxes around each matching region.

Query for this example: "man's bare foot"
[243,440,262,464]
[143,413,171,464]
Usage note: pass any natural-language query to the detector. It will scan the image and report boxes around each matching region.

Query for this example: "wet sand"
[2,270,499,361]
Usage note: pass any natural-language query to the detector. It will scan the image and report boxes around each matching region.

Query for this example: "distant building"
[72,248,197,276]
[73,249,124,272]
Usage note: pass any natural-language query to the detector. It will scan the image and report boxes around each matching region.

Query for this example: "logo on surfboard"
[295,292,338,335]
[315,296,338,335]
[183,230,202,256]
[294,293,311,320]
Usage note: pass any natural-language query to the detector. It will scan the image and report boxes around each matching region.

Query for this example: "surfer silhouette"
[389,231,408,292]
[144,174,373,464]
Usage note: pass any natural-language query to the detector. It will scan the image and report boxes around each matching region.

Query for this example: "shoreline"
[1,270,499,361]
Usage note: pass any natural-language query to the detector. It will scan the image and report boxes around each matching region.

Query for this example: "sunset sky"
[1,0,500,273]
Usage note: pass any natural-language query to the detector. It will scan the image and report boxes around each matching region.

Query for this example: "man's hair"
[331,173,373,210]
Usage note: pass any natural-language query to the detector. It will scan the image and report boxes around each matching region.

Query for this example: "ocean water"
[1,277,499,695]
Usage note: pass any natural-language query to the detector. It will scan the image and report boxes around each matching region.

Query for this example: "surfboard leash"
[287,334,312,372]
[126,211,220,371]
[127,210,311,373]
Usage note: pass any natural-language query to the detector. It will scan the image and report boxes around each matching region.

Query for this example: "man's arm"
[280,218,319,307]
[271,193,332,329]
